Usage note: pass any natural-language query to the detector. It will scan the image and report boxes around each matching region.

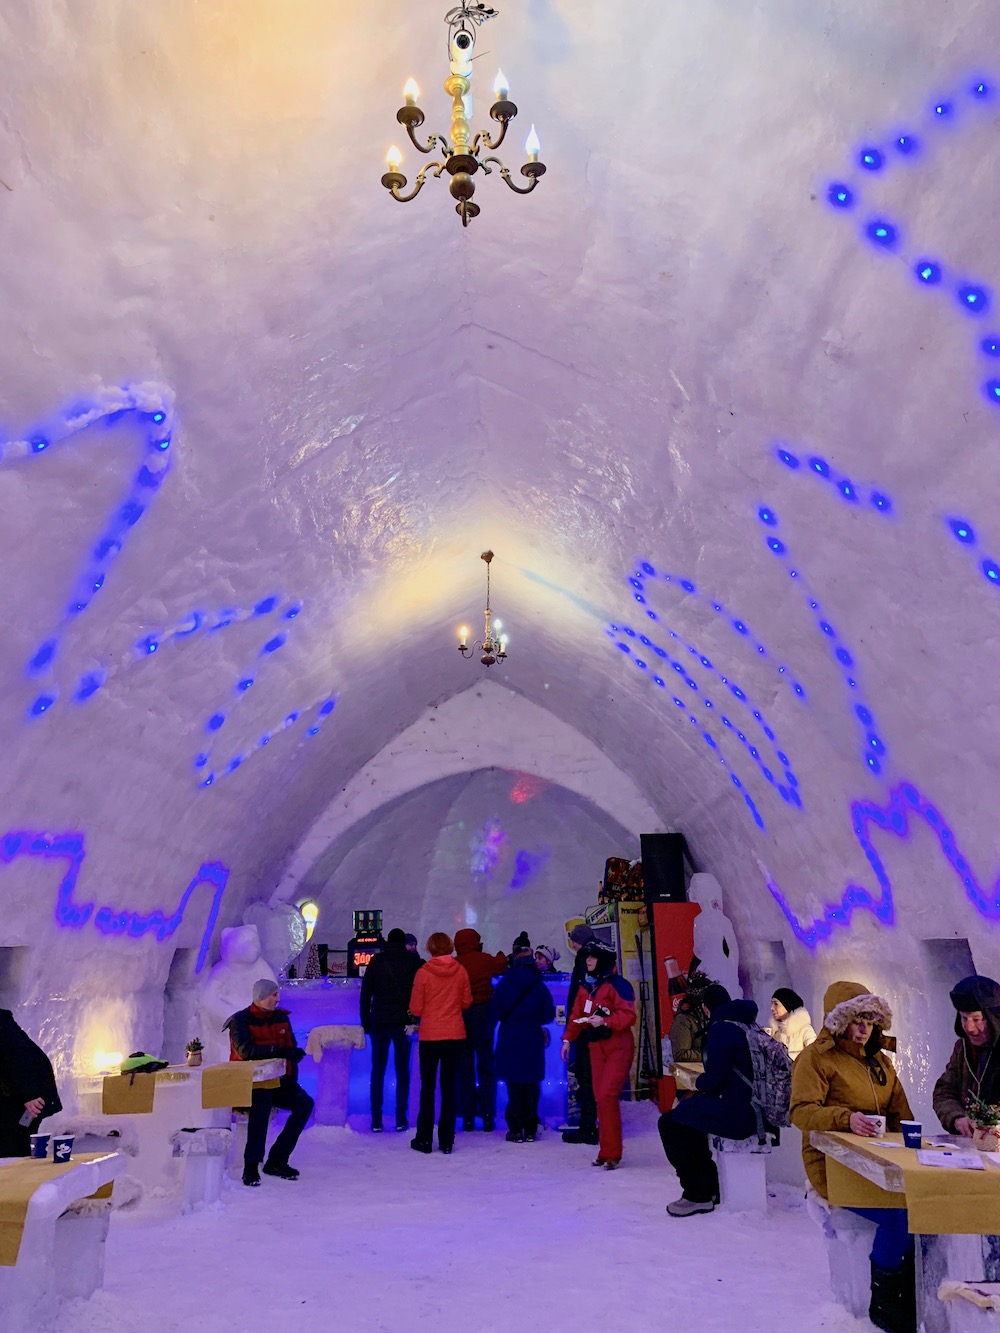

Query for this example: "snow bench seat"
[0,1150,125,1328]
[170,1127,232,1210]
[711,1134,773,1213]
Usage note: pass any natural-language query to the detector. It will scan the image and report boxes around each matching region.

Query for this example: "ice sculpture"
[197,925,277,1064]
[689,872,742,997]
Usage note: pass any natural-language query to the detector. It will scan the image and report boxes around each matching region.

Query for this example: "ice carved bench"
[169,1127,232,1210]
[0,1151,125,1328]
[711,1134,773,1213]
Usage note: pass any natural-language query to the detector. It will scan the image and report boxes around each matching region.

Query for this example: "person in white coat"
[767,987,816,1058]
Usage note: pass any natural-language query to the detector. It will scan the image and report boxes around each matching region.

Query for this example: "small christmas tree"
[303,941,322,979]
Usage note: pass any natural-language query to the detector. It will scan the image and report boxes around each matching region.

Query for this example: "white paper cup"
[868,1114,886,1136]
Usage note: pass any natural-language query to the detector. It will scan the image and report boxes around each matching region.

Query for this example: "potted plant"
[185,1038,204,1068]
[967,1094,1000,1151]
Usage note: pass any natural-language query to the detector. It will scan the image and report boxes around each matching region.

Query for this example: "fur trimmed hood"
[822,981,892,1036]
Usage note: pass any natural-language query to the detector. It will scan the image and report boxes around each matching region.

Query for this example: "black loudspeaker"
[640,832,687,902]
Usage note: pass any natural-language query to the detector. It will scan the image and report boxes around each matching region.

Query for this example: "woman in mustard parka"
[790,981,914,1333]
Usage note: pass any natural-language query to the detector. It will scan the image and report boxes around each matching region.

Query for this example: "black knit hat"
[386,928,407,946]
[701,983,731,1014]
[772,987,804,1014]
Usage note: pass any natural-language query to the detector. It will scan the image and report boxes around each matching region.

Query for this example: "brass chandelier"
[381,3,546,227]
[458,551,509,666]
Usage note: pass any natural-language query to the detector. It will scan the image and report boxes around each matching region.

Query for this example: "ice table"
[75,1059,285,1203]
[812,1129,1000,1332]
[0,1150,124,1327]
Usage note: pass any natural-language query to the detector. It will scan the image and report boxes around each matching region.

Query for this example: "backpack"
[724,1021,792,1143]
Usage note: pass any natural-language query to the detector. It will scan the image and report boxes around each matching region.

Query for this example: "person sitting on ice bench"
[657,984,756,1216]
[225,979,313,1187]
[790,981,913,1333]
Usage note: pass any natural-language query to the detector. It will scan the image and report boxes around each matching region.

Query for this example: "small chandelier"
[458,551,509,665]
[381,2,546,227]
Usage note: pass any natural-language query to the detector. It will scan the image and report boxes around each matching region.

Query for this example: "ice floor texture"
[51,1106,869,1333]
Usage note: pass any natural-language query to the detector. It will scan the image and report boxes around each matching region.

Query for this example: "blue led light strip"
[824,75,1000,409]
[0,830,228,972]
[765,782,999,947]
[754,503,888,777]
[1,384,175,720]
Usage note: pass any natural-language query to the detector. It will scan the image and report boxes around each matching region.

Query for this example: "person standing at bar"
[454,927,507,1132]
[409,933,473,1154]
[360,927,423,1132]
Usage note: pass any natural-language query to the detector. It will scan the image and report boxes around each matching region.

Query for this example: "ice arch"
[272,680,663,907]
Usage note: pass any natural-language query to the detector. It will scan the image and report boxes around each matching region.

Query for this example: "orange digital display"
[354,951,376,968]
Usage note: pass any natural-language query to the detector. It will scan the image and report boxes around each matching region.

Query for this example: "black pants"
[416,1040,463,1149]
[658,1113,719,1203]
[0,1112,33,1158]
[370,1025,411,1124]
[573,1037,597,1133]
[504,1082,540,1136]
[459,1002,497,1122]
[245,1079,314,1169]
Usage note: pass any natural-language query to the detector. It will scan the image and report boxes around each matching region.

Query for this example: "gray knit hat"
[252,978,279,1003]
[569,924,597,947]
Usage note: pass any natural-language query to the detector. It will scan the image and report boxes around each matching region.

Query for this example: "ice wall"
[0,2,999,1123]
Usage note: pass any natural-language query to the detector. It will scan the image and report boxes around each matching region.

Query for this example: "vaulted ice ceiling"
[3,1,1000,1058]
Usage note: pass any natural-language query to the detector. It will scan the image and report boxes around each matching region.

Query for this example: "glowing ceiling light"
[380,2,545,227]
[457,550,509,667]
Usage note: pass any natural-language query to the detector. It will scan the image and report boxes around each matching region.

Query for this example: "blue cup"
[901,1120,922,1149]
[52,1134,75,1163]
[29,1134,50,1159]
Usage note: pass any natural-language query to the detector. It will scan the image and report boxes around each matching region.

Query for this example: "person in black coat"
[360,928,423,1132]
[657,987,758,1216]
[492,952,556,1143]
[0,1009,62,1157]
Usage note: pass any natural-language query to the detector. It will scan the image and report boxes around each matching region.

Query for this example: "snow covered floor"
[52,1103,871,1333]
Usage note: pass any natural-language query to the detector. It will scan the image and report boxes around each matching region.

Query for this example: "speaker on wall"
[640,832,687,902]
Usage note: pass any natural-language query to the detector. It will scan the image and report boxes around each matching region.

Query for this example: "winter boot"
[666,1195,715,1217]
[562,1127,600,1145]
[242,1164,261,1187]
[263,1159,299,1180]
[869,1254,916,1333]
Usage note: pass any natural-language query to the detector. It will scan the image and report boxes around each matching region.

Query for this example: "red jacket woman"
[561,943,636,1168]
[408,933,473,1154]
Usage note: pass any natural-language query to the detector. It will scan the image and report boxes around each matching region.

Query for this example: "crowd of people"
[6,930,1000,1333]
[356,923,637,1166]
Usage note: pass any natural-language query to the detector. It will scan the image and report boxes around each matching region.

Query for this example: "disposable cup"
[52,1134,75,1163]
[901,1120,922,1149]
[866,1114,886,1136]
[29,1134,50,1159]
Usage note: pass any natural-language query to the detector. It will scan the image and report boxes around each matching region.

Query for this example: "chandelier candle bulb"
[403,78,420,107]
[493,69,509,101]
[525,124,540,162]
[386,145,403,172]
[459,626,469,648]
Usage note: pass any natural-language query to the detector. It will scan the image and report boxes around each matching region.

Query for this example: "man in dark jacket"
[454,928,507,1131]
[657,986,757,1216]
[0,1009,62,1157]
[360,927,423,1132]
[562,924,600,1144]
[933,974,1000,1136]
[225,979,313,1187]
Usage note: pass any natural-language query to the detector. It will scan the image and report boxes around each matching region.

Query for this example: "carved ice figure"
[689,872,741,997]
[242,901,307,975]
[198,925,277,1064]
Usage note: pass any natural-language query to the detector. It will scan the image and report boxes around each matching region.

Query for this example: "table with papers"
[812,1130,1000,1333]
